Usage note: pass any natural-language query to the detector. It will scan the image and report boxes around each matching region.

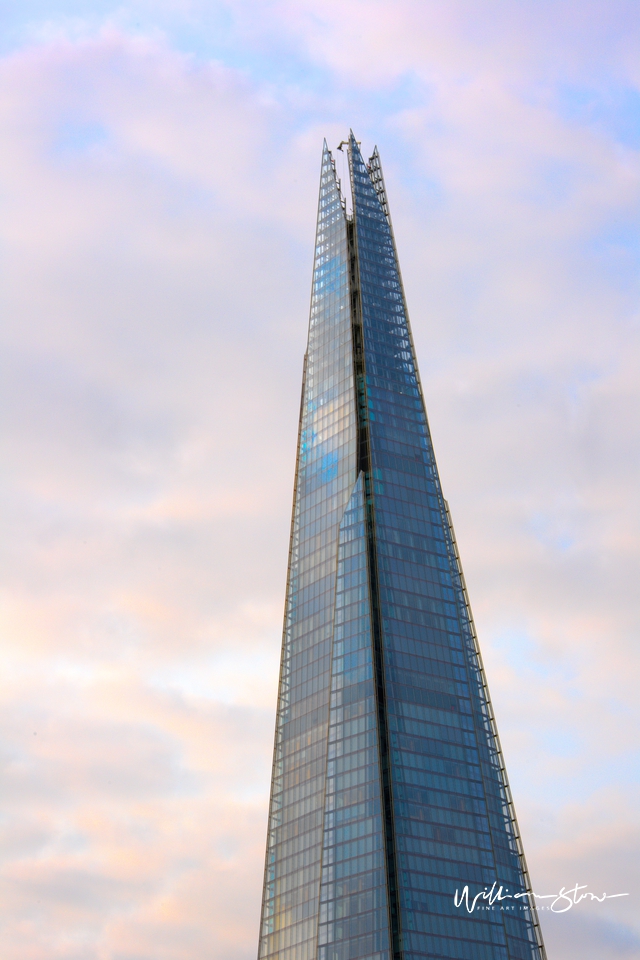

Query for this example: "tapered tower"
[258,134,545,960]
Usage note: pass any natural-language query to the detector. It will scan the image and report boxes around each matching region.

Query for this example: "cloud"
[0,3,638,958]
[0,27,291,959]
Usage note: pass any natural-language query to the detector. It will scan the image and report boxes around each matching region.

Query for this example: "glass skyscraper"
[258,134,546,960]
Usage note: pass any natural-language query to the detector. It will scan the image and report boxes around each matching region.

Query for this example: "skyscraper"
[258,134,546,960]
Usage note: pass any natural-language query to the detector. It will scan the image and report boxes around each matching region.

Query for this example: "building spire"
[258,136,547,960]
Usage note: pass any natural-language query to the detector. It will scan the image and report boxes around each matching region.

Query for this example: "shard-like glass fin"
[259,143,356,960]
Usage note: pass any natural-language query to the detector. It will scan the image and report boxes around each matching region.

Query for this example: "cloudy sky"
[1,1,639,958]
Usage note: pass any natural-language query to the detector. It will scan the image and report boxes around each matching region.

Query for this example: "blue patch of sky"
[529,158,576,206]
[490,634,581,763]
[556,82,640,149]
[568,751,640,797]
[579,220,640,310]
[537,727,580,761]
[168,16,331,94]
[529,511,576,553]
[563,364,606,413]
[357,71,430,122]
[586,222,640,284]
[492,632,639,795]
[492,628,572,683]
[510,146,581,209]
[513,372,554,407]
[53,119,109,155]
[0,1,117,54]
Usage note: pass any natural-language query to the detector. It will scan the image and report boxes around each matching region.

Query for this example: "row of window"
[391,731,479,766]
[392,747,483,785]
[385,634,464,669]
[395,764,485,800]
[386,651,467,685]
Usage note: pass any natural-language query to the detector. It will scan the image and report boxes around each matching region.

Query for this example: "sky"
[0,1,639,958]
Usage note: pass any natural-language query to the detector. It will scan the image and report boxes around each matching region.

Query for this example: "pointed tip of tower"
[349,131,364,161]
[321,138,334,170]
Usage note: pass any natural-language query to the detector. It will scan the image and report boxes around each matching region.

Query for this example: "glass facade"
[259,135,546,960]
